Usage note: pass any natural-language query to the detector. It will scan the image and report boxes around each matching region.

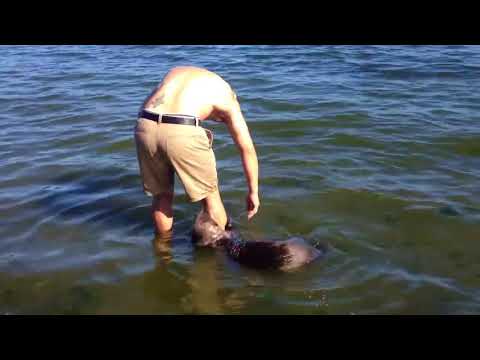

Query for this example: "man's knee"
[153,191,173,204]
[152,192,174,214]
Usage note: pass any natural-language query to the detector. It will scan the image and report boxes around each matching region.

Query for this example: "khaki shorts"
[134,118,217,202]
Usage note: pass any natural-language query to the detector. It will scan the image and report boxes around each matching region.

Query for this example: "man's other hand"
[246,192,260,220]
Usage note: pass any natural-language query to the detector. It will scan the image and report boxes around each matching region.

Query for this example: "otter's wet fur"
[192,211,326,271]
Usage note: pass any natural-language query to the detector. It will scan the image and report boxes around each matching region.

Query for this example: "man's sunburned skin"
[139,66,260,235]
[142,66,232,121]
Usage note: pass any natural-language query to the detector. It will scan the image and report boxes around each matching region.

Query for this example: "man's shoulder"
[174,66,231,91]
[195,72,233,101]
[205,71,232,89]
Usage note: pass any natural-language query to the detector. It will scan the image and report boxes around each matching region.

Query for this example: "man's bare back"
[142,66,235,122]
[135,66,260,235]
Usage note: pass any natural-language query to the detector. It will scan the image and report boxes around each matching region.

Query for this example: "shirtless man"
[134,66,259,234]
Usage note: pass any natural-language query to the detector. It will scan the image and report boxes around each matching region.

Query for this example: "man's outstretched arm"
[214,89,260,220]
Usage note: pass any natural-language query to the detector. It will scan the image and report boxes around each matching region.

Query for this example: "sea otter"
[192,211,326,271]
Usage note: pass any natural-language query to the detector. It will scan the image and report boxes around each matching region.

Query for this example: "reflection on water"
[152,232,174,264]
[183,249,224,314]
[152,231,246,314]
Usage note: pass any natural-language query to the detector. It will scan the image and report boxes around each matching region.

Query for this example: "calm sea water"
[1,45,480,315]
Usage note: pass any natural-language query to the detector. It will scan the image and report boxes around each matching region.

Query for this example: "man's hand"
[246,192,260,220]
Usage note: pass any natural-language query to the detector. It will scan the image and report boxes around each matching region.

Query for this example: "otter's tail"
[224,237,291,270]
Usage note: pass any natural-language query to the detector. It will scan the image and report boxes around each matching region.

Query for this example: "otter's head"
[192,212,233,248]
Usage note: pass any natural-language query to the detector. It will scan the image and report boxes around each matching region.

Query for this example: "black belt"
[139,109,198,126]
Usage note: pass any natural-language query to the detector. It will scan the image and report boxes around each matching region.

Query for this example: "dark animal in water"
[192,211,326,271]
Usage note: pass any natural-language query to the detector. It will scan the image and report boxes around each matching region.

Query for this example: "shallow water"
[1,45,480,314]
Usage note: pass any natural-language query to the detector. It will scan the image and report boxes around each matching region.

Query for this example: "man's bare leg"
[152,192,174,235]
[201,188,228,230]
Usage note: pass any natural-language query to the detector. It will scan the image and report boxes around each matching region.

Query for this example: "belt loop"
[158,114,163,124]
[195,117,199,127]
